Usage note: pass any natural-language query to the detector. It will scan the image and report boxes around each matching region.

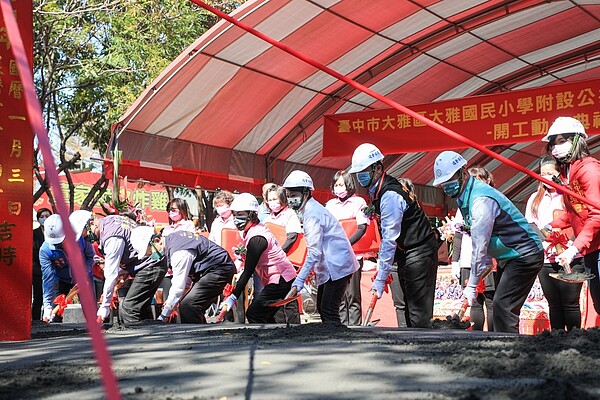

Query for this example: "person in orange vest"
[325,170,368,326]
[219,193,300,323]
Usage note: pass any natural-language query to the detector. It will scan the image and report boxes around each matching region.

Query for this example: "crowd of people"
[32,116,599,333]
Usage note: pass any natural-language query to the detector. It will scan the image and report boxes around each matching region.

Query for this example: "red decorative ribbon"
[53,294,73,317]
[222,283,234,298]
[545,231,569,256]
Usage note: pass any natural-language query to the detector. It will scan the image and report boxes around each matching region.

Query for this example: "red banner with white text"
[0,0,34,341]
[323,78,600,157]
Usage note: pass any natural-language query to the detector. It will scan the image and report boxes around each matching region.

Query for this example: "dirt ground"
[1,321,600,400]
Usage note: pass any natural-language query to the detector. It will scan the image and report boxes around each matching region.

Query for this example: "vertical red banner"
[0,0,34,341]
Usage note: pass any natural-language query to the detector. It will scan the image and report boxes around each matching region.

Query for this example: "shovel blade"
[268,295,300,308]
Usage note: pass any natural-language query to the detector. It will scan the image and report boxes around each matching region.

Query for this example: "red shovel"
[268,295,301,307]
[362,274,393,327]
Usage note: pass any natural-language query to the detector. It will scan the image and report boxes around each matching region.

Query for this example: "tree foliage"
[33,0,245,210]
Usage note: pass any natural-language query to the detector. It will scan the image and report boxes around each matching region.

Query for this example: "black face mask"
[233,215,249,231]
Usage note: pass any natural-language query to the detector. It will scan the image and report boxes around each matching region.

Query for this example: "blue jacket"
[40,237,95,308]
[457,177,542,260]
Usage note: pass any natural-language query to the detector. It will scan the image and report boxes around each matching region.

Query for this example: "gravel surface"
[1,321,599,399]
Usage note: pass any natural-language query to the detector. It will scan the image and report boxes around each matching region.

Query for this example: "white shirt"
[162,219,196,237]
[208,214,235,246]
[295,197,359,286]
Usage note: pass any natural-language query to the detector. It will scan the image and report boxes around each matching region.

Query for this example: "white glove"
[157,314,169,322]
[462,284,477,306]
[292,277,304,293]
[372,278,386,299]
[451,262,460,281]
[43,306,53,323]
[556,245,578,273]
[220,294,237,312]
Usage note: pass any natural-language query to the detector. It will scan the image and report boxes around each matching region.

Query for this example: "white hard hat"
[69,210,92,241]
[130,226,155,259]
[44,214,65,245]
[230,192,260,212]
[542,117,588,142]
[432,151,467,186]
[347,143,384,173]
[282,170,314,190]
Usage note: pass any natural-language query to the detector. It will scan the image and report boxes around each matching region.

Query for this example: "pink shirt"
[264,207,302,234]
[325,194,369,225]
[208,215,235,247]
[325,195,369,258]
[244,224,296,286]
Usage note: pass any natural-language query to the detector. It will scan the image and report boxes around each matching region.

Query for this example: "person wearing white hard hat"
[542,116,600,315]
[149,227,236,323]
[433,151,543,333]
[39,212,95,322]
[93,214,168,325]
[525,155,584,331]
[282,171,359,325]
[349,143,438,328]
[219,192,300,323]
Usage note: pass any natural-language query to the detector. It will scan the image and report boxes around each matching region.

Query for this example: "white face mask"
[552,142,572,160]
[215,205,231,218]
[333,186,348,199]
[267,200,283,213]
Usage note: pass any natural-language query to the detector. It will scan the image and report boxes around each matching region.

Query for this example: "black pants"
[317,274,352,325]
[395,238,439,328]
[247,276,299,324]
[180,269,234,323]
[390,264,407,327]
[120,258,168,325]
[494,252,543,333]
[339,259,363,326]
[32,273,43,320]
[538,260,583,331]
[459,267,494,331]
[583,250,600,315]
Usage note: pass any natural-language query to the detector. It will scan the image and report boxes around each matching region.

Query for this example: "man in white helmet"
[39,212,95,322]
[282,171,359,325]
[433,150,543,333]
[349,143,438,328]
[542,116,600,314]
[219,192,300,323]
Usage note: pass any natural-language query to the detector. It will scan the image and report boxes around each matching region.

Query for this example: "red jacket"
[551,156,600,255]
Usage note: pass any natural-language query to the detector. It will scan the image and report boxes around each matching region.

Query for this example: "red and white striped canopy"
[111,0,600,205]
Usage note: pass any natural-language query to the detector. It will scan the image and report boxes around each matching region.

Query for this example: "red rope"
[0,1,121,398]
